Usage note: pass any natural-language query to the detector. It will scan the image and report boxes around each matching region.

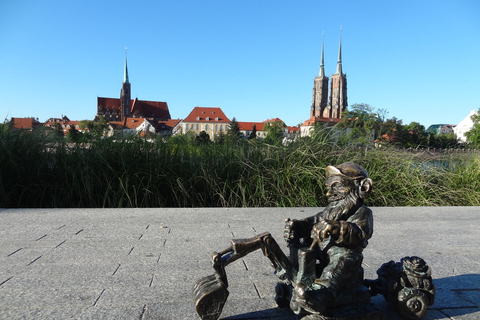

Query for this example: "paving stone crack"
[112,264,121,276]
[27,256,42,266]
[36,234,47,241]
[149,274,156,287]
[75,229,84,235]
[93,289,105,306]
[55,240,67,248]
[139,304,147,319]
[242,259,249,271]
[7,248,22,257]
[0,276,13,287]
[253,283,261,298]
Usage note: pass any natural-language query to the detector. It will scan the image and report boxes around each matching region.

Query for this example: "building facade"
[96,54,175,135]
[181,107,231,141]
[309,33,347,121]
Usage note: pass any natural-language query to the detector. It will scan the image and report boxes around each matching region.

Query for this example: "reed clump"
[1,128,479,208]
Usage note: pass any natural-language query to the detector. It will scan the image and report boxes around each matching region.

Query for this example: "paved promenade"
[1,207,479,320]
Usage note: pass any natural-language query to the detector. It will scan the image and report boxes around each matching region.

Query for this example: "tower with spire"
[328,29,347,119]
[311,34,330,118]
[120,49,131,121]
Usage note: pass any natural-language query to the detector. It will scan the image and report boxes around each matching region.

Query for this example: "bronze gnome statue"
[193,162,435,320]
[279,162,375,317]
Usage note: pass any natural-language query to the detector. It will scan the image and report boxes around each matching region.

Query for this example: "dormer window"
[215,117,219,121]
[206,117,210,121]
[197,116,200,121]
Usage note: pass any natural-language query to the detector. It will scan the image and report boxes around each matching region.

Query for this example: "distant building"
[303,32,347,136]
[181,107,230,141]
[96,54,178,136]
[453,110,478,142]
[427,124,455,135]
[238,118,299,140]
[300,116,342,137]
[309,33,347,122]
[10,117,42,130]
[44,115,87,135]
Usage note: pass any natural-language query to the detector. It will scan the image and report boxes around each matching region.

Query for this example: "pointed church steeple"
[120,48,131,120]
[335,27,343,75]
[329,27,347,119]
[319,33,325,78]
[124,49,129,84]
[311,33,329,118]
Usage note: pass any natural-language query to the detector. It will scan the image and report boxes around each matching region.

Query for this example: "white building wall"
[454,110,478,142]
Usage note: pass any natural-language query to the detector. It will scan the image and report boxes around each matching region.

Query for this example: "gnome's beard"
[323,191,361,221]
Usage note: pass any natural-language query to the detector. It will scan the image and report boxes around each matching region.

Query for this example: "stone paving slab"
[0,207,479,319]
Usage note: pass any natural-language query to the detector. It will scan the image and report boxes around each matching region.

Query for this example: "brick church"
[302,33,347,132]
[96,55,173,130]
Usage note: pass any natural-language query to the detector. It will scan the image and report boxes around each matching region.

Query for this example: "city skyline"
[1,0,479,128]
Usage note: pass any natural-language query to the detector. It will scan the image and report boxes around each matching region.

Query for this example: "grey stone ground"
[0,207,479,320]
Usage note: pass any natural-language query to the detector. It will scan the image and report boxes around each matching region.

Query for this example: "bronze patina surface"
[193,162,435,320]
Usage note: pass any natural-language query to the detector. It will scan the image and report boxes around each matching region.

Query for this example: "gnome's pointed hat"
[326,162,369,180]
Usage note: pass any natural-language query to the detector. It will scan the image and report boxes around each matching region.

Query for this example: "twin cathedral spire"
[310,32,347,120]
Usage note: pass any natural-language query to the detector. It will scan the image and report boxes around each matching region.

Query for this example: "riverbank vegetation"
[1,124,479,208]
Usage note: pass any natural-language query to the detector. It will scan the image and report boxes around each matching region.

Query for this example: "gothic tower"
[311,36,330,118]
[329,32,347,119]
[120,52,131,121]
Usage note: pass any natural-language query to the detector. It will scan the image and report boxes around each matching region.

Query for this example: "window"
[196,124,199,130]
[186,124,189,130]
[215,125,218,131]
[205,124,209,131]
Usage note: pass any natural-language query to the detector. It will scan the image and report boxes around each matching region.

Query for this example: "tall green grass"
[1,128,479,208]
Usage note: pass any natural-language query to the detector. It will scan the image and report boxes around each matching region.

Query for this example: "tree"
[226,117,241,143]
[404,122,427,147]
[195,131,210,145]
[79,116,109,141]
[465,109,480,149]
[248,124,257,140]
[337,103,378,146]
[263,120,286,145]
[227,117,240,137]
[216,130,226,144]
[66,126,81,143]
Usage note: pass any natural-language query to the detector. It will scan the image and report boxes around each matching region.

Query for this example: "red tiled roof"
[156,119,181,130]
[287,126,300,133]
[263,118,284,124]
[11,117,40,129]
[301,116,342,127]
[97,97,170,119]
[238,122,265,131]
[97,97,122,110]
[123,117,146,130]
[183,107,230,123]
[132,98,170,119]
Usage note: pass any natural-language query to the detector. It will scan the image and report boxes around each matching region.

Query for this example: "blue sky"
[1,0,479,128]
